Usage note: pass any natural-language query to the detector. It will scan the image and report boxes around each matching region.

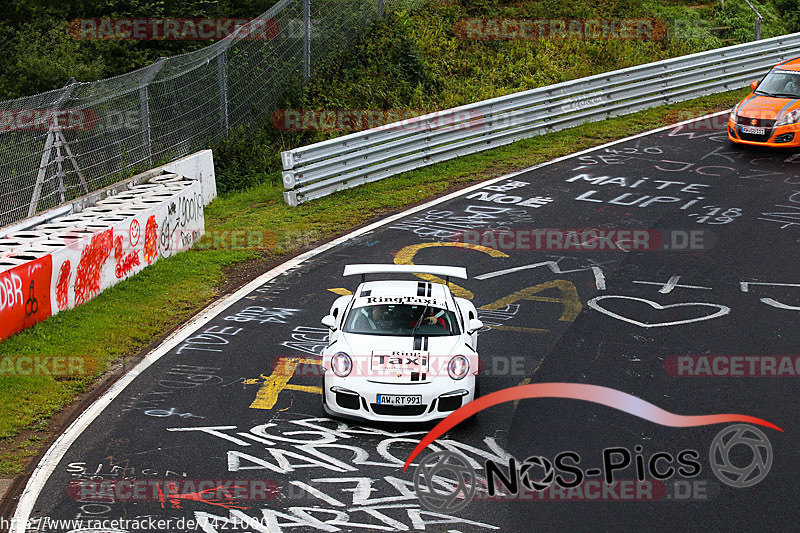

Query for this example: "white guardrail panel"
[281,32,800,205]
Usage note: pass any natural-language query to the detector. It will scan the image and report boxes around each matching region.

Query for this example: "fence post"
[139,57,166,165]
[217,53,230,132]
[743,0,763,40]
[303,0,311,82]
[377,0,385,19]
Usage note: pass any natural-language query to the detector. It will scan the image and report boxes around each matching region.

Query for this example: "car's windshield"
[343,304,460,336]
[755,70,800,98]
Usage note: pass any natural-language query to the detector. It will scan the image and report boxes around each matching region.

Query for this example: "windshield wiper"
[410,305,429,336]
[756,91,799,98]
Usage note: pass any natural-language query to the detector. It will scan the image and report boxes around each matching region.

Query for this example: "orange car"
[728,56,800,147]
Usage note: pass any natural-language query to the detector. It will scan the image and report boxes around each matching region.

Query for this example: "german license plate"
[377,394,421,406]
[740,125,766,135]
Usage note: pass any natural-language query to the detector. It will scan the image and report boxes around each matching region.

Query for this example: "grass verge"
[0,88,747,477]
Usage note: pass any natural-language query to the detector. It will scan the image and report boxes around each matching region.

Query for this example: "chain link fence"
[0,0,407,228]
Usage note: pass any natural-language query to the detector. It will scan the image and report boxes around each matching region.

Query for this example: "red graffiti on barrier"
[56,260,71,311]
[115,251,140,279]
[143,215,158,265]
[114,234,124,261]
[130,218,141,246]
[74,229,114,306]
[0,255,53,341]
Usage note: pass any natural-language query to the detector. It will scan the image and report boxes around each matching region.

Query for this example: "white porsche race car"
[320,264,483,423]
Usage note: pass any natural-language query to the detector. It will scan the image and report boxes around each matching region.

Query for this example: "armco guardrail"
[280,32,800,205]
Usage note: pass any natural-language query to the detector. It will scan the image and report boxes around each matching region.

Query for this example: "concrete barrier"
[0,152,214,341]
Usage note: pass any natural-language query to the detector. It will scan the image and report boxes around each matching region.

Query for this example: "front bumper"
[323,374,476,423]
[728,117,800,147]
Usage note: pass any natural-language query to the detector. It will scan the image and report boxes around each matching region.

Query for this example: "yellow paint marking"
[249,357,322,410]
[394,242,508,299]
[488,325,549,333]
[514,378,532,406]
[328,288,352,295]
[513,353,551,406]
[479,280,582,322]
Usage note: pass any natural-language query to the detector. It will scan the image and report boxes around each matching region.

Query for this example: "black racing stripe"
[417,282,426,296]
[427,283,432,297]
[414,337,422,351]
[423,337,429,351]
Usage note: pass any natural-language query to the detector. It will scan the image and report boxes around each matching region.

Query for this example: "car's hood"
[738,94,800,122]
[331,333,466,384]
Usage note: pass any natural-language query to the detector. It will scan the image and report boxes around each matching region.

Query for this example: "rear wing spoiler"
[343,264,468,281]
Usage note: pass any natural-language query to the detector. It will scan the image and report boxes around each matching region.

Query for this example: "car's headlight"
[331,352,352,377]
[448,355,469,380]
[776,109,800,127]
[730,103,741,121]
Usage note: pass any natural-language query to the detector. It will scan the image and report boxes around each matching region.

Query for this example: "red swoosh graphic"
[402,383,783,472]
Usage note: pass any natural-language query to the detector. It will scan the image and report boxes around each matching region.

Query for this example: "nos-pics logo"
[412,424,773,512]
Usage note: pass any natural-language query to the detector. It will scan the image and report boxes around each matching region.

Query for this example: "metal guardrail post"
[217,53,230,132]
[139,57,166,165]
[304,0,312,82]
[377,0,385,19]
[744,0,763,40]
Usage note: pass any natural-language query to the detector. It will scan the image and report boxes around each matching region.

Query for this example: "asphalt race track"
[14,114,800,532]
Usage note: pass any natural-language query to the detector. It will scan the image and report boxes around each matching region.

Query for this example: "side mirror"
[321,315,337,330]
[467,319,484,333]
[750,80,759,91]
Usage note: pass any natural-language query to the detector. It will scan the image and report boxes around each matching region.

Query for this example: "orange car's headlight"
[776,109,800,127]
[730,103,741,121]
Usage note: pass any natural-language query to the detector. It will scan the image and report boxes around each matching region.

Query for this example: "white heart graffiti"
[587,296,731,328]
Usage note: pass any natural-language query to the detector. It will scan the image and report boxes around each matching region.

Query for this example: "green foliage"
[0,0,794,188]
[775,0,800,32]
[0,0,276,98]
[214,122,283,193]
[208,0,783,192]
[715,0,791,41]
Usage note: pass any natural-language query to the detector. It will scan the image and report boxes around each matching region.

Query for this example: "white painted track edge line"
[10,109,729,531]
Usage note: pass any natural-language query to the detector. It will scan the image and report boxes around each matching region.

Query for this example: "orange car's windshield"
[756,70,800,98]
